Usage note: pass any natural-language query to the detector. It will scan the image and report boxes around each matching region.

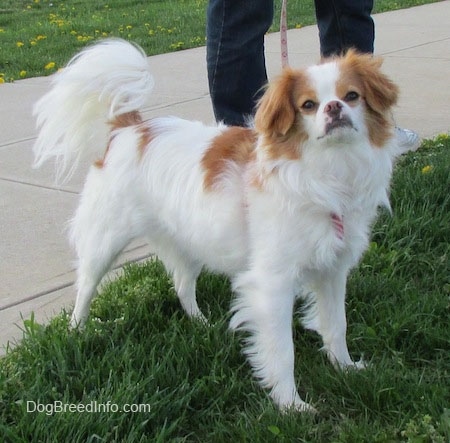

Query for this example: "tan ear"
[254,69,298,137]
[341,49,399,114]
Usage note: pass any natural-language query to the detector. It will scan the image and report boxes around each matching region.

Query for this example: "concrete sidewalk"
[1,2,449,355]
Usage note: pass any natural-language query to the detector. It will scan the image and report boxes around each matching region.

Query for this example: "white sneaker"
[395,127,420,153]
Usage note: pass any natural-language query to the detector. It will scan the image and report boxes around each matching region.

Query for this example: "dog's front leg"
[230,272,314,412]
[306,268,364,369]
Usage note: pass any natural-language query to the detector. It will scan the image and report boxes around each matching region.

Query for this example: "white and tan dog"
[33,39,414,412]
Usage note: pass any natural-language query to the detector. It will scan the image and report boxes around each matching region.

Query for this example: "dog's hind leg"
[173,263,205,321]
[156,245,205,321]
[70,226,134,329]
[71,266,104,329]
[69,174,140,328]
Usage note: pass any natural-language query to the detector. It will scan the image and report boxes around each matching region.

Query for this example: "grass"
[1,0,448,440]
[1,134,449,441]
[0,0,441,82]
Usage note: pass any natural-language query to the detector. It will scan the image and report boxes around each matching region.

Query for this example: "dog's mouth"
[325,116,355,135]
[317,115,356,140]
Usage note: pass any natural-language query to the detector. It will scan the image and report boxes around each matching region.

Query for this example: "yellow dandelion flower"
[421,165,433,174]
[0,28,5,33]
[169,42,185,50]
[76,35,93,42]
[0,77,5,84]
[30,40,37,46]
[16,41,25,48]
[36,35,47,41]
[45,61,56,70]
[19,70,27,78]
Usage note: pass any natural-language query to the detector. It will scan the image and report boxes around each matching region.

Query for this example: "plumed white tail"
[33,38,154,181]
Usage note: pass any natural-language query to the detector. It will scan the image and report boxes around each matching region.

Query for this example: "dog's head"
[254,50,399,157]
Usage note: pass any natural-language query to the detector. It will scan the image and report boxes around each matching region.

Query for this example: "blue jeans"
[207,0,374,126]
[315,0,374,57]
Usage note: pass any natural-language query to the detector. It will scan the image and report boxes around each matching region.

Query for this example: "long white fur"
[33,39,154,181]
[33,39,410,412]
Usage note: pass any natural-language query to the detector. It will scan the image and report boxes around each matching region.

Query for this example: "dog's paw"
[69,315,85,330]
[273,390,318,414]
[353,358,368,370]
[190,311,209,325]
[338,357,368,371]
[281,399,318,415]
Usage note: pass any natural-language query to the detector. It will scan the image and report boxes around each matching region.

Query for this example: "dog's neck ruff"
[331,212,344,240]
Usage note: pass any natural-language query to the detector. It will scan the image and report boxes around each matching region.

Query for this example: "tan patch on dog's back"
[110,111,155,158]
[95,111,155,168]
[111,111,143,129]
[137,125,154,158]
[202,126,257,190]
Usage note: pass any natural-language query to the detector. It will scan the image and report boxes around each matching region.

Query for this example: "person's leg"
[207,0,274,126]
[314,0,374,57]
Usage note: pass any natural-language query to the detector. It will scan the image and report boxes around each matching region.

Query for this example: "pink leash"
[331,213,345,240]
[280,0,289,68]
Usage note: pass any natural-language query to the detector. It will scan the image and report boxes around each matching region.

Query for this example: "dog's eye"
[301,100,317,111]
[344,91,359,102]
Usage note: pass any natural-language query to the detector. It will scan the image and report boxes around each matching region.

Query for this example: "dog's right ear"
[254,69,299,137]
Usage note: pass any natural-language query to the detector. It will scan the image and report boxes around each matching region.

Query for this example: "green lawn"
[0,0,440,81]
[1,1,449,441]
[1,135,449,441]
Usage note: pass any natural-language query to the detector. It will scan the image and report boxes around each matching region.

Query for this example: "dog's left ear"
[342,50,399,114]
[255,69,298,137]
